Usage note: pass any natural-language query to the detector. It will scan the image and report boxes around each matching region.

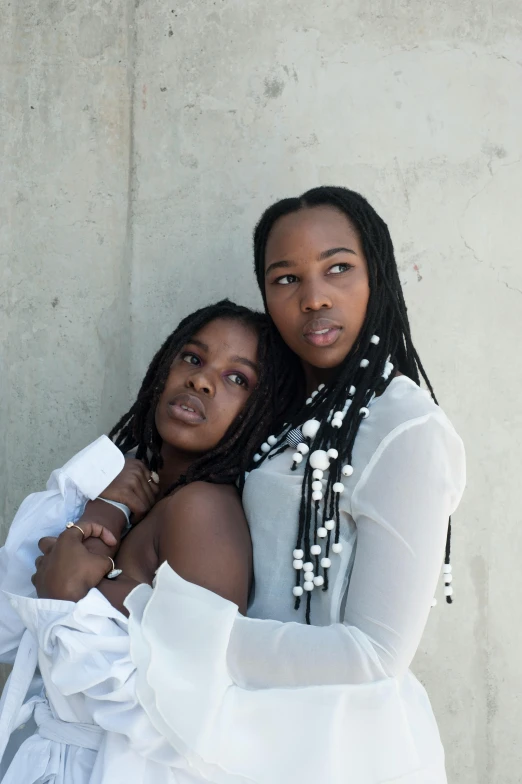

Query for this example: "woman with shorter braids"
[13,188,465,784]
[0,300,297,783]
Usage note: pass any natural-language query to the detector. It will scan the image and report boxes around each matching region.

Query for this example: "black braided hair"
[251,186,451,622]
[109,299,300,497]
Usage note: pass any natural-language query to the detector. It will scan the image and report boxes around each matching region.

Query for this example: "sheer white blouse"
[239,375,466,684]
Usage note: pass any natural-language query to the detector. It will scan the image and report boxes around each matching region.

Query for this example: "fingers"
[127,490,152,523]
[101,458,160,517]
[32,553,45,587]
[128,458,150,478]
[137,472,159,508]
[127,459,159,507]
[38,536,57,554]
[65,522,117,547]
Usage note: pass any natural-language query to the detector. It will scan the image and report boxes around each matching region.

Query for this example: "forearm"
[78,500,128,558]
[96,575,142,616]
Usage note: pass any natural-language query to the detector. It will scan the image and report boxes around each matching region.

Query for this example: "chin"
[157,426,200,454]
[301,349,346,370]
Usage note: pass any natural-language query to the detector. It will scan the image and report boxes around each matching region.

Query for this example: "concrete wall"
[1,2,521,781]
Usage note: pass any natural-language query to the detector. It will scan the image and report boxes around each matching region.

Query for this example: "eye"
[227,372,249,389]
[181,352,201,366]
[274,274,299,285]
[328,263,352,274]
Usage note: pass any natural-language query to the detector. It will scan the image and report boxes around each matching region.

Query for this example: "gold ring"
[147,478,152,483]
[65,522,85,540]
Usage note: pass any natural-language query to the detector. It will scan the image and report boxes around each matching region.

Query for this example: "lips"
[302,318,342,348]
[167,393,206,424]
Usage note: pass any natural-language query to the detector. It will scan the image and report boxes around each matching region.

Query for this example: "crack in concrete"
[459,157,521,271]
[498,277,522,296]
[0,278,27,299]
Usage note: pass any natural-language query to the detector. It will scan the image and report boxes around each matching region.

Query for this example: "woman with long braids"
[4,187,465,784]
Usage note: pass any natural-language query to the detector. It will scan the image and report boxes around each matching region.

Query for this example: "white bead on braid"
[302,419,321,439]
[309,450,330,471]
[285,341,457,612]
[442,562,454,603]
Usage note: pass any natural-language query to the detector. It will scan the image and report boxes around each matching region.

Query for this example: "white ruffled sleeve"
[6,588,188,769]
[121,412,465,784]
[0,436,124,663]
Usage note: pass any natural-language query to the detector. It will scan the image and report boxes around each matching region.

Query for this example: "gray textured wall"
[1,2,521,781]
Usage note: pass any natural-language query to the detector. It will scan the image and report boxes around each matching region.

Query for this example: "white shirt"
[0,437,194,783]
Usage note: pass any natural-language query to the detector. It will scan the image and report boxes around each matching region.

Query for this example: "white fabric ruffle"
[126,563,443,784]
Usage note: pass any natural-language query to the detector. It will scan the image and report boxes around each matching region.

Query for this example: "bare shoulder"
[168,480,244,509]
[156,481,252,613]
[159,481,249,537]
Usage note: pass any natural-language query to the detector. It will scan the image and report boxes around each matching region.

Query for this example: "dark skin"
[77,459,161,560]
[33,318,258,616]
[264,205,370,394]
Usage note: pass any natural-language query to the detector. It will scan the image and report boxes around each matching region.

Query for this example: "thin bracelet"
[96,497,131,529]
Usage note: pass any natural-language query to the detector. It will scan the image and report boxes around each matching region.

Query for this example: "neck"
[157,443,200,494]
[301,361,339,396]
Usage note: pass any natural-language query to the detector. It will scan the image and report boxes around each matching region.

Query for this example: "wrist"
[46,576,91,603]
[83,536,118,558]
[80,500,127,538]
[96,497,131,530]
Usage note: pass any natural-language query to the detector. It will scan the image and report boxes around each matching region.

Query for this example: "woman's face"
[155,318,259,457]
[264,205,370,387]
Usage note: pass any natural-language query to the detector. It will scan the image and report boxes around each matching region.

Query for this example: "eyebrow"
[186,339,258,375]
[231,355,259,375]
[265,246,356,276]
[186,338,208,351]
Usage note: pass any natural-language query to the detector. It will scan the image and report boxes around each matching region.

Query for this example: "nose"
[299,279,333,313]
[187,369,216,397]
